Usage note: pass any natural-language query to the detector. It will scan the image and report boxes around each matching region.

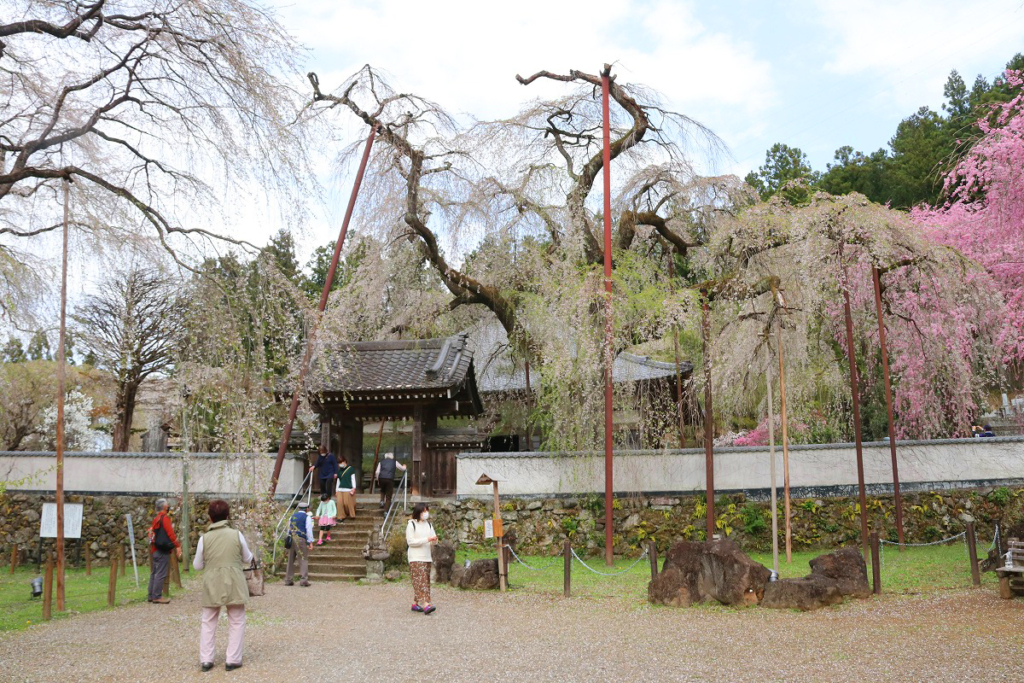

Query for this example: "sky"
[270,0,1024,260]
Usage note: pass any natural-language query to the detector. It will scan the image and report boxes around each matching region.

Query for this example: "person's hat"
[297,502,309,509]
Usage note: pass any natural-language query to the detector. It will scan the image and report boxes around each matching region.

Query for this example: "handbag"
[243,558,265,597]
[284,534,292,550]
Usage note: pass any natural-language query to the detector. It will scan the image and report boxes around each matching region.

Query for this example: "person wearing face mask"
[405,502,438,614]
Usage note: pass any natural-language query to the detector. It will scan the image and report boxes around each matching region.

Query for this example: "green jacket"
[199,520,248,608]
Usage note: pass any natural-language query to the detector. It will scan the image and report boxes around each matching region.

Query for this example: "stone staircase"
[306,503,385,582]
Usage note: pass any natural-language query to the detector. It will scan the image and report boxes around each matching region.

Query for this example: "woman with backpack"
[193,499,253,672]
[406,502,438,615]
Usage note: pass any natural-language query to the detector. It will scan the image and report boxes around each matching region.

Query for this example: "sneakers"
[326,535,332,541]
[299,580,312,587]
[316,540,323,546]
[284,580,294,586]
[423,604,436,615]
[411,604,423,612]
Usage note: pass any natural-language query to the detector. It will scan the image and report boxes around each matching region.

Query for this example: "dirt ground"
[1,579,1021,682]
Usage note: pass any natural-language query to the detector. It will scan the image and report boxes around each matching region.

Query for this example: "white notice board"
[39,503,84,539]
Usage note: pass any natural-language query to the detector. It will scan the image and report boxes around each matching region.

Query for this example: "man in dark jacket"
[147,498,182,604]
[309,445,338,496]
[284,502,312,587]
[374,452,407,509]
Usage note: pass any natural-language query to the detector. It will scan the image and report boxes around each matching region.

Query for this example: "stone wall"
[0,492,271,567]
[429,486,1024,557]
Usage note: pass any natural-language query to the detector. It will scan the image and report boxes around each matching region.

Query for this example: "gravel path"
[1,579,1021,682]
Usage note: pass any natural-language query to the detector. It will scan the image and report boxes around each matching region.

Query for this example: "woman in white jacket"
[406,502,437,614]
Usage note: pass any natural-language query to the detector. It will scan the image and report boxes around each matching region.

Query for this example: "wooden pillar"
[412,406,424,497]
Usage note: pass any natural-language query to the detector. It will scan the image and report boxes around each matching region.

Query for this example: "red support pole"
[702,297,716,539]
[269,125,378,495]
[55,179,70,611]
[840,244,870,559]
[601,65,615,566]
[872,266,905,548]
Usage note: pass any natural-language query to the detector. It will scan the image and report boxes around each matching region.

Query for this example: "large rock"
[761,577,844,611]
[648,539,770,607]
[431,541,456,583]
[809,547,871,598]
[450,558,499,590]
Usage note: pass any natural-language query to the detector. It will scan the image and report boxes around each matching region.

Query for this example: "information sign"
[39,503,84,539]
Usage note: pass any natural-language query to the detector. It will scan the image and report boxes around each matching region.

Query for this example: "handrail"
[380,471,409,545]
[272,470,313,567]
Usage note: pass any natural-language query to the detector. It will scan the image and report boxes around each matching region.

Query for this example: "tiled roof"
[467,321,693,394]
[308,333,475,394]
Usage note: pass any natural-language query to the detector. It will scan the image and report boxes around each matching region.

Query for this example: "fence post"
[502,545,512,590]
[648,540,658,581]
[563,540,571,598]
[870,531,881,595]
[107,553,118,607]
[43,555,54,621]
[170,552,182,588]
[9,545,17,574]
[966,522,981,588]
[85,544,92,576]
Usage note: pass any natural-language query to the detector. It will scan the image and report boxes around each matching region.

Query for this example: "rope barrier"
[570,547,649,577]
[878,531,967,547]
[506,546,562,572]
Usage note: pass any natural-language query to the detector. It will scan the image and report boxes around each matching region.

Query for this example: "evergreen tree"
[26,331,51,361]
[2,337,26,363]
[744,143,818,202]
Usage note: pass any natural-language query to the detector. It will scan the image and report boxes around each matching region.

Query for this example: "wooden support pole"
[54,179,71,613]
[563,540,571,598]
[42,556,54,621]
[648,540,658,581]
[702,297,716,540]
[872,266,905,549]
[777,324,792,563]
[601,64,615,568]
[966,522,981,588]
[870,531,881,595]
[107,555,117,607]
[839,244,871,560]
[85,544,91,576]
[766,365,780,575]
[9,545,17,574]
[493,481,506,592]
[170,552,182,589]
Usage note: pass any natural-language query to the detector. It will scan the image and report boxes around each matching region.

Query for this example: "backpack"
[152,515,175,552]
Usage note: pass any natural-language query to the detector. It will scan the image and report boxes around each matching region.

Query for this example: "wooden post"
[503,545,512,589]
[170,552,182,588]
[966,522,981,588]
[493,481,506,592]
[107,555,117,607]
[42,555,54,621]
[9,545,17,574]
[85,543,91,576]
[777,324,792,563]
[870,531,881,595]
[766,365,780,575]
[119,545,126,577]
[648,540,658,581]
[702,296,716,539]
[563,539,571,598]
[872,266,905,549]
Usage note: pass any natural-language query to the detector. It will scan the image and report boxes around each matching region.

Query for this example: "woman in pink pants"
[193,499,253,672]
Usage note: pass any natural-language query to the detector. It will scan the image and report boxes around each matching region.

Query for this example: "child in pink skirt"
[316,493,337,545]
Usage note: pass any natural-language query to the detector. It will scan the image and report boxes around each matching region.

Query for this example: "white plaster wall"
[0,452,307,498]
[456,438,1024,497]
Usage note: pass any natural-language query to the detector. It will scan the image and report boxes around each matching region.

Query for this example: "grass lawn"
[0,562,195,632]
[455,540,996,603]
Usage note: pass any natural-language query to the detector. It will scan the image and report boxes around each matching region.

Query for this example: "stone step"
[308,570,367,582]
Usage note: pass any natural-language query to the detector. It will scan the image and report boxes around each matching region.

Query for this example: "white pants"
[200,605,245,665]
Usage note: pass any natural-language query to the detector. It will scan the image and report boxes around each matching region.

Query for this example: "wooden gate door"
[427,447,457,496]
